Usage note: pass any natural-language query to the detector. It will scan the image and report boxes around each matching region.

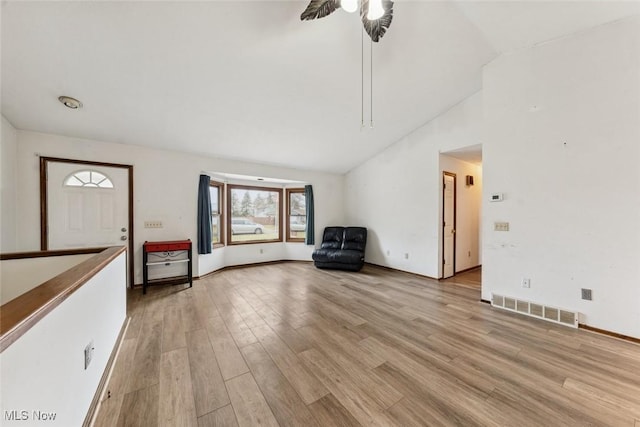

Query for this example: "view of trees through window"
[209,182,223,245]
[229,185,281,243]
[287,189,306,241]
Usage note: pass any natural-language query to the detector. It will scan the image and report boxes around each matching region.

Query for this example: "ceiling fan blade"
[300,0,340,21]
[361,0,394,42]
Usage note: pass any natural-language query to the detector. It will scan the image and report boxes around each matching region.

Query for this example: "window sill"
[228,239,283,246]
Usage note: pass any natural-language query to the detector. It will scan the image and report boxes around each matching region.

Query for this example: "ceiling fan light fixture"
[341,0,358,13]
[367,0,384,20]
[58,96,83,109]
[300,0,394,128]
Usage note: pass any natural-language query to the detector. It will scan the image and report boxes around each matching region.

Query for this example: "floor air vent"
[491,293,579,328]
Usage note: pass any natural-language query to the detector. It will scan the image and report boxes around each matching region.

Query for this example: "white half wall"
[0,251,127,426]
[482,16,640,338]
[13,131,344,282]
[1,115,18,252]
[0,253,93,304]
[345,92,484,277]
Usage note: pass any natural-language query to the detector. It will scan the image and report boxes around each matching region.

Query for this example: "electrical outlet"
[386,250,390,256]
[259,248,264,254]
[404,253,409,260]
[84,341,94,370]
[144,221,163,228]
[522,278,531,288]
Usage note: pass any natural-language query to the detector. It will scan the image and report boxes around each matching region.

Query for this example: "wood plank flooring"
[93,262,640,426]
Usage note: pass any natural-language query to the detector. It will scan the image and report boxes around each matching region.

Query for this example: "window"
[64,170,113,188]
[210,180,224,246]
[227,185,282,244]
[286,189,306,242]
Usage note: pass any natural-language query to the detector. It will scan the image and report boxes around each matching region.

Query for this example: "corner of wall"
[1,115,19,252]
[481,17,640,338]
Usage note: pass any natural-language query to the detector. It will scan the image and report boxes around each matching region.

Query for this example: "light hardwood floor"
[442,267,481,289]
[93,262,640,426]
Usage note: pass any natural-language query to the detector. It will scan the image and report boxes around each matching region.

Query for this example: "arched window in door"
[63,170,114,188]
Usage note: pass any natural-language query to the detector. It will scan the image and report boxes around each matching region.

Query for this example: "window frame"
[209,180,225,248]
[226,184,283,245]
[63,170,114,188]
[285,188,306,243]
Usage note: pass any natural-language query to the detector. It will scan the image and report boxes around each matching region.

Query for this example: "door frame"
[40,156,134,287]
[442,171,456,279]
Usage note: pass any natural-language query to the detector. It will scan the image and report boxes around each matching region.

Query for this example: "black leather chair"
[312,226,367,271]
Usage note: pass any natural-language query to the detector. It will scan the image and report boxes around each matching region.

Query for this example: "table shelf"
[142,240,192,294]
[146,259,191,266]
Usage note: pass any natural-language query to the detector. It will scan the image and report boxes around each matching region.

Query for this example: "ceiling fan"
[300,0,394,42]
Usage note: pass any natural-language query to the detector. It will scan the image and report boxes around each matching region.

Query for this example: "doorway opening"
[439,145,482,284]
[40,157,134,287]
[442,171,456,279]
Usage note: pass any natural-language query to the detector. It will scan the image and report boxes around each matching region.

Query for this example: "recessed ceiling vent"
[58,95,83,109]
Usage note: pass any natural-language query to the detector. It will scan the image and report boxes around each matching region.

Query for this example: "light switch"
[494,222,509,231]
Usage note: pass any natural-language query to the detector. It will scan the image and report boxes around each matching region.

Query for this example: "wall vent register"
[492,293,579,328]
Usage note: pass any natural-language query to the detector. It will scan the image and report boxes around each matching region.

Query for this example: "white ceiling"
[2,1,638,174]
[442,143,483,165]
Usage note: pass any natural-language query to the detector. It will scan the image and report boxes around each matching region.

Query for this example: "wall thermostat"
[490,193,504,202]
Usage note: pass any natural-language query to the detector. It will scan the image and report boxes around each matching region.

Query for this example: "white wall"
[0,253,93,304]
[439,155,482,273]
[345,92,484,278]
[345,16,639,338]
[14,131,344,282]
[1,115,18,252]
[0,251,126,426]
[482,16,640,337]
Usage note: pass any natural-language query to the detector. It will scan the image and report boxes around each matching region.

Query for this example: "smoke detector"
[58,96,83,109]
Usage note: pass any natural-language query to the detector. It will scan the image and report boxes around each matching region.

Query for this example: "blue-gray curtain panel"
[197,174,212,254]
[304,184,315,245]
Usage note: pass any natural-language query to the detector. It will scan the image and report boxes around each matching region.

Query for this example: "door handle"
[451,229,456,234]
[121,236,128,241]
[121,227,127,232]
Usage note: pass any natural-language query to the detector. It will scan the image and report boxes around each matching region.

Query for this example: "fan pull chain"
[370,35,374,128]
[361,19,365,130]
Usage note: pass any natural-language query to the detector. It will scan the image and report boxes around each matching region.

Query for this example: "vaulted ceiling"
[2,1,638,173]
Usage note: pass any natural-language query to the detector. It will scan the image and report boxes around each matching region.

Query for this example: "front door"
[443,172,456,279]
[43,159,133,286]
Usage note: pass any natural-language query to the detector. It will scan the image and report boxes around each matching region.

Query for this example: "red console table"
[142,239,192,294]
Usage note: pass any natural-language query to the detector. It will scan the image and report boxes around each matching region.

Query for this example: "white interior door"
[47,162,130,283]
[443,173,456,279]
